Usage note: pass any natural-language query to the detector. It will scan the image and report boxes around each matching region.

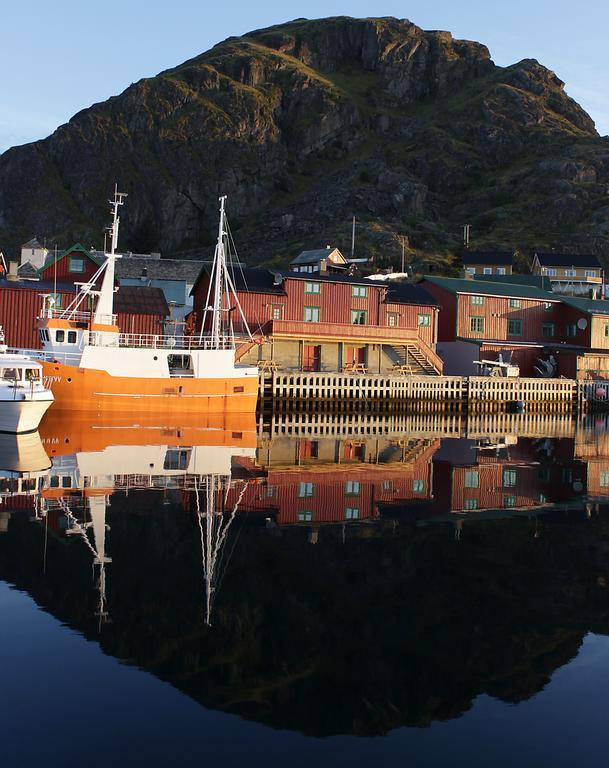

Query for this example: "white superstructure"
[0,328,54,433]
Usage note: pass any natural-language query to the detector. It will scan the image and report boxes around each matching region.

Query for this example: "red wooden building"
[0,278,169,349]
[422,275,609,377]
[191,268,443,375]
[39,243,103,285]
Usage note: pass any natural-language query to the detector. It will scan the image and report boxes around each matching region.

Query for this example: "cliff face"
[1,16,607,267]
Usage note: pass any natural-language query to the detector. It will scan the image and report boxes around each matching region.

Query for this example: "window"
[466,267,476,275]
[471,295,484,306]
[266,486,277,497]
[164,449,191,470]
[542,323,555,338]
[345,480,361,495]
[546,268,557,277]
[585,270,598,278]
[298,482,314,498]
[68,256,85,273]
[509,299,521,309]
[418,314,431,327]
[497,267,506,275]
[49,476,60,488]
[470,316,484,333]
[538,467,551,482]
[345,507,360,520]
[351,310,367,325]
[387,313,399,327]
[412,479,425,493]
[382,480,393,491]
[298,510,313,522]
[352,285,368,298]
[305,281,321,294]
[503,469,517,487]
[600,471,609,487]
[564,269,576,277]
[56,330,65,342]
[304,306,320,322]
[544,302,553,312]
[48,293,62,308]
[464,470,480,488]
[562,467,573,483]
[605,324,609,338]
[464,498,478,510]
[61,476,72,488]
[566,324,577,338]
[67,331,77,344]
[483,267,492,275]
[270,304,283,320]
[507,319,522,336]
[504,495,516,508]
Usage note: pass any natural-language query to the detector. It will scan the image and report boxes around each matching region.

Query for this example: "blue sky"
[2,0,608,153]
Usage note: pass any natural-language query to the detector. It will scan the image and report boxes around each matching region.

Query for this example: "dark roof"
[17,262,40,279]
[474,273,552,290]
[21,237,44,249]
[113,285,169,316]
[534,252,601,268]
[191,266,287,296]
[462,251,514,266]
[0,278,76,292]
[424,275,559,301]
[290,247,345,266]
[560,296,609,316]
[113,255,206,283]
[385,282,440,307]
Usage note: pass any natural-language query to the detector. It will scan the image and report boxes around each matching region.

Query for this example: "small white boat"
[0,328,54,433]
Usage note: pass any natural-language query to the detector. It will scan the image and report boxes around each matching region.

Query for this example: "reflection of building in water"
[432,437,586,515]
[574,418,609,501]
[226,435,440,527]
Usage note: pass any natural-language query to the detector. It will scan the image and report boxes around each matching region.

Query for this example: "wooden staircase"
[384,342,440,376]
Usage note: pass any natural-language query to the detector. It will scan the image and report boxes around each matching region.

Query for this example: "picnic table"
[343,362,367,374]
[257,359,279,373]
[392,363,411,376]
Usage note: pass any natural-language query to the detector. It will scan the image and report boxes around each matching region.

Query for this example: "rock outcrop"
[1,16,608,267]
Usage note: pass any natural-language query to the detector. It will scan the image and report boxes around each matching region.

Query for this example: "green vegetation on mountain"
[1,16,609,271]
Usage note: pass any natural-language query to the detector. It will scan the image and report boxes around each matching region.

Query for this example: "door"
[346,346,366,366]
[302,344,321,371]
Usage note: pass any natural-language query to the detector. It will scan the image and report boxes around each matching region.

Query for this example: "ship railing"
[39,307,117,325]
[114,333,236,350]
[10,348,83,366]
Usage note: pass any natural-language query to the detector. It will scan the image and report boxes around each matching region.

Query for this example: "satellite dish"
[577,318,588,330]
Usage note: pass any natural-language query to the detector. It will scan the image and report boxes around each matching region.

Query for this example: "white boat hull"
[0,396,54,434]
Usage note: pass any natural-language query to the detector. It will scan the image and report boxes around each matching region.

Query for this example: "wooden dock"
[259,371,581,412]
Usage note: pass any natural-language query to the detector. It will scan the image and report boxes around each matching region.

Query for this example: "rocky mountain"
[2,16,609,271]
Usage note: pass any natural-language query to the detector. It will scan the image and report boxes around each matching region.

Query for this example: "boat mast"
[210,195,228,347]
[93,185,127,325]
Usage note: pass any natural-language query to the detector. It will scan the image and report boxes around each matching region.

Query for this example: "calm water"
[3,410,609,766]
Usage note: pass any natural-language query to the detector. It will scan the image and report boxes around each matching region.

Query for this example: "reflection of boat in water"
[0,328,54,433]
[0,430,51,532]
[33,413,259,627]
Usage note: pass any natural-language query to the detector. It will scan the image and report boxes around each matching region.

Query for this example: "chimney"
[7,260,18,281]
[320,258,328,274]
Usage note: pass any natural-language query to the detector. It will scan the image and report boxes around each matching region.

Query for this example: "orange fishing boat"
[15,190,258,414]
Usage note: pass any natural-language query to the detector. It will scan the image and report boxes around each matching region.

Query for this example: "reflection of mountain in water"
[4,413,609,736]
[3,501,609,736]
